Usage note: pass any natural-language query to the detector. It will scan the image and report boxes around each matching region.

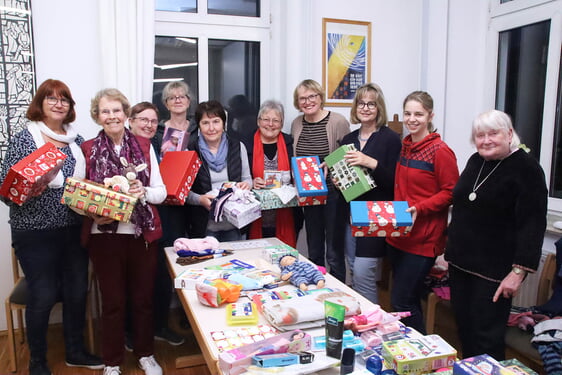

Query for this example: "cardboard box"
[174,268,224,289]
[453,354,517,375]
[297,195,327,206]
[291,156,328,197]
[159,151,201,205]
[324,144,377,202]
[252,353,300,367]
[382,334,457,374]
[351,201,412,237]
[499,359,538,375]
[61,177,137,222]
[261,244,300,266]
[0,143,67,205]
[253,188,298,210]
[223,196,261,228]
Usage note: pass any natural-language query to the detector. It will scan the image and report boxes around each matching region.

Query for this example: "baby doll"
[279,254,325,291]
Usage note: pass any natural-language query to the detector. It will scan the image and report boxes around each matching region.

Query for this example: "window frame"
[484,0,562,211]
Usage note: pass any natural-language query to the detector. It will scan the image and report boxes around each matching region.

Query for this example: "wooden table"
[165,238,375,374]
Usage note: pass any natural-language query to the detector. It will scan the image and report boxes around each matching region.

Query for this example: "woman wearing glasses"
[0,79,102,374]
[338,83,402,303]
[247,100,296,247]
[290,79,350,282]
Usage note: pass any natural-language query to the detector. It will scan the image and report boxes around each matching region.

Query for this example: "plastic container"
[226,302,259,325]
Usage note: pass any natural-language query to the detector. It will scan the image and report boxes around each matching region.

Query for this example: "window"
[155,0,260,16]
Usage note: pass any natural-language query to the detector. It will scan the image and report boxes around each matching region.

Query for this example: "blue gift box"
[291,156,328,197]
[350,201,412,237]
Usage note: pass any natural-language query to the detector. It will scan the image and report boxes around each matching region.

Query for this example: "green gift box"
[253,188,298,210]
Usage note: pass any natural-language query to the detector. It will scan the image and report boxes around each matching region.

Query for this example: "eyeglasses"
[132,117,158,126]
[298,94,320,104]
[357,101,376,110]
[166,95,189,102]
[259,117,282,126]
[46,96,71,107]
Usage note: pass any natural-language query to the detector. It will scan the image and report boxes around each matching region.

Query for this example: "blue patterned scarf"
[198,134,228,172]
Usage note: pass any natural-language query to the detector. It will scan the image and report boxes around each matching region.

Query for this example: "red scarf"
[249,130,296,247]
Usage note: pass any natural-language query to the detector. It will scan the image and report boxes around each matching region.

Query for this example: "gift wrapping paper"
[351,201,412,237]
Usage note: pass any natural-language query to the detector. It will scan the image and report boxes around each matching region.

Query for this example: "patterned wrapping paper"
[324,144,377,202]
[350,201,412,237]
[252,188,298,210]
[291,156,328,197]
[159,150,201,205]
[222,195,262,229]
[0,143,67,205]
[61,177,137,222]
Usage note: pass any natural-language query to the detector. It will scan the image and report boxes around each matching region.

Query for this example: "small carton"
[0,143,67,205]
[61,177,137,222]
[324,144,377,202]
[252,353,300,367]
[159,150,201,205]
[261,244,300,266]
[381,334,457,374]
[351,201,412,237]
[291,156,328,198]
[499,359,538,375]
[223,195,261,228]
[174,268,224,289]
[453,354,517,375]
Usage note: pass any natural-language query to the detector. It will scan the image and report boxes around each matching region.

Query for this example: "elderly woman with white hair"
[445,109,548,360]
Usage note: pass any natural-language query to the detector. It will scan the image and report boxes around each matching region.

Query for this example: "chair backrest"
[536,253,557,306]
[11,248,22,284]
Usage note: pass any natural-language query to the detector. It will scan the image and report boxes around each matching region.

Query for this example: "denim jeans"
[12,225,89,362]
[302,188,347,282]
[207,228,243,242]
[353,257,382,304]
[387,245,435,334]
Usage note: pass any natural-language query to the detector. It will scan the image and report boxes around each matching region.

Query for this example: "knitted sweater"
[290,111,350,157]
[386,133,459,257]
[445,149,547,281]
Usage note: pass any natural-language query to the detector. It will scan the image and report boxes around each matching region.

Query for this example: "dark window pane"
[550,49,562,198]
[500,0,515,3]
[153,36,199,120]
[496,20,550,160]
[208,0,259,17]
[209,39,260,145]
[155,0,196,12]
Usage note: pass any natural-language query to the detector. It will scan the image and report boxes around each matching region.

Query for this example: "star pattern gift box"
[61,177,138,222]
[324,144,377,202]
[159,150,201,205]
[350,201,412,237]
[0,143,67,205]
[291,156,328,206]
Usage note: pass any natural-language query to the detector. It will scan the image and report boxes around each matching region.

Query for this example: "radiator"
[512,252,550,307]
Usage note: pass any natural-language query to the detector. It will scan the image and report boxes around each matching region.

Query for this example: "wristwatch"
[512,267,526,276]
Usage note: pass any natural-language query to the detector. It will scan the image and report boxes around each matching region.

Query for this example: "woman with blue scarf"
[187,100,252,241]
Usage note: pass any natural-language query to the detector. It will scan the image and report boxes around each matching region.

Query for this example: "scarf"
[249,131,296,247]
[87,128,155,237]
[198,133,228,172]
[27,121,86,187]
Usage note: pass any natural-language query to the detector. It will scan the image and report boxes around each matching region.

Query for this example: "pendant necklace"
[469,159,503,201]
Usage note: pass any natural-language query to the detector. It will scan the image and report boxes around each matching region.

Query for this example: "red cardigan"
[387,133,459,257]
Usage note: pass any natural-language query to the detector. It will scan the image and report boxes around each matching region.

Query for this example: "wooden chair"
[388,114,404,138]
[4,248,96,372]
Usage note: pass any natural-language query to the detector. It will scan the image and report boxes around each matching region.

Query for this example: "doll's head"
[279,254,297,268]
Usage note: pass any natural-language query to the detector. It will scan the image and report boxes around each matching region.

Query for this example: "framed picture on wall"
[322,18,371,107]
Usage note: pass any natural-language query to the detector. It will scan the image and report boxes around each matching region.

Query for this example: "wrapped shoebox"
[159,150,201,205]
[261,244,300,265]
[253,188,298,210]
[223,193,261,228]
[61,177,137,222]
[297,195,327,206]
[453,354,517,375]
[324,144,377,202]
[219,329,312,375]
[291,156,328,205]
[0,143,67,205]
[351,201,412,237]
[382,334,457,374]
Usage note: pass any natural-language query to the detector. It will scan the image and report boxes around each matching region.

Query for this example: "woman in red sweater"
[386,91,459,333]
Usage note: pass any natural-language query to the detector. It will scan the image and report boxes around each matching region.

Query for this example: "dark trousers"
[88,234,157,366]
[12,225,89,362]
[449,267,511,360]
[302,188,347,282]
[388,245,435,334]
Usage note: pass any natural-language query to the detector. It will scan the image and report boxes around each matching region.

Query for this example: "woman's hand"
[86,212,115,225]
[344,150,378,170]
[236,181,251,190]
[200,194,215,211]
[493,270,525,302]
[127,179,146,200]
[253,177,266,189]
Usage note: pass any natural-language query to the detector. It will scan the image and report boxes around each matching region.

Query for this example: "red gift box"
[159,151,201,205]
[297,195,327,206]
[350,201,412,237]
[0,143,67,205]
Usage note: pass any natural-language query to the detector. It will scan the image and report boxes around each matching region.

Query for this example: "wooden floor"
[0,290,545,375]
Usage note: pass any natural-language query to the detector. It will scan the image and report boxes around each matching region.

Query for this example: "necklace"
[469,159,503,201]
[358,134,370,142]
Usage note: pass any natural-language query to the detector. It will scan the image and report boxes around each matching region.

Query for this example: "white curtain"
[98,0,155,104]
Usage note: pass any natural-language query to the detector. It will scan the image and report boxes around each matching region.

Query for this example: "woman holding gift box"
[445,110,547,360]
[83,88,166,375]
[246,100,297,247]
[291,79,350,282]
[338,83,402,304]
[0,79,103,374]
[187,100,252,242]
[386,91,459,333]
